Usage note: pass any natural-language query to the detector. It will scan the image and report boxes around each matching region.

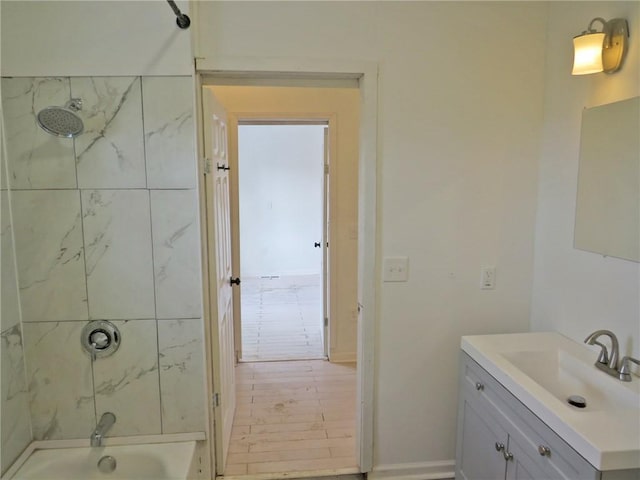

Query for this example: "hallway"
[225,360,358,476]
[241,275,325,362]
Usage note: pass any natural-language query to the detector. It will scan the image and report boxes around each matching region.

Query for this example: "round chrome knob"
[538,445,551,457]
[475,382,484,391]
[90,330,110,349]
[495,442,505,452]
[81,321,121,360]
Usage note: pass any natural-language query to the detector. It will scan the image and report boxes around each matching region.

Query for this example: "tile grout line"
[74,93,97,423]
[141,77,164,435]
[147,187,163,435]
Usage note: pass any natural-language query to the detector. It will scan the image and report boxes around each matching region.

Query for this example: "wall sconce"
[572,17,629,75]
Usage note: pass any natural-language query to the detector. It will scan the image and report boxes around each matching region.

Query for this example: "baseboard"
[367,460,455,480]
[329,352,357,363]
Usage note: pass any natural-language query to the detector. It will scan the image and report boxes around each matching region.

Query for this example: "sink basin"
[501,349,640,411]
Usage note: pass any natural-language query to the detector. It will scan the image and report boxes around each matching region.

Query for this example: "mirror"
[574,96,639,262]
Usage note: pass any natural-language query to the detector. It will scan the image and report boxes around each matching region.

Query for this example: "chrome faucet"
[90,412,116,447]
[584,330,620,376]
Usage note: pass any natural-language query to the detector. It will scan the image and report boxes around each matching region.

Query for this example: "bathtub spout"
[91,412,116,447]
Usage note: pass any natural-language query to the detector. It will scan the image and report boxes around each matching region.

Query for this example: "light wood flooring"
[225,360,358,476]
[241,275,325,361]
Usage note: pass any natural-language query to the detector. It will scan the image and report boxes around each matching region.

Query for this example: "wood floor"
[240,275,325,362]
[225,360,358,476]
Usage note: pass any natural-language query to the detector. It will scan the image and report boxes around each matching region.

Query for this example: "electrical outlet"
[383,256,409,282]
[481,266,496,289]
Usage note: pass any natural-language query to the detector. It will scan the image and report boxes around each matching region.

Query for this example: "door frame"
[194,57,378,475]
[230,114,335,363]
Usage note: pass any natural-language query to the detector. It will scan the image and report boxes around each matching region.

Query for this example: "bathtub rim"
[2,431,205,480]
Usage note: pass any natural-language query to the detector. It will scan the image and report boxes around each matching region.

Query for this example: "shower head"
[36,98,84,138]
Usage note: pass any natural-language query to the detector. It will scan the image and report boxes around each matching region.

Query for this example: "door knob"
[229,277,241,286]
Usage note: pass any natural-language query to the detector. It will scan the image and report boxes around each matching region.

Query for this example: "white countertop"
[461,332,640,471]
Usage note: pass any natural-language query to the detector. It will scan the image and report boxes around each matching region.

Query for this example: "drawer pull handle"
[538,445,551,457]
[503,450,514,461]
[475,382,484,391]
[495,442,505,452]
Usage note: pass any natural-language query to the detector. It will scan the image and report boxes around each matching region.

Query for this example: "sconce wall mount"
[572,17,629,75]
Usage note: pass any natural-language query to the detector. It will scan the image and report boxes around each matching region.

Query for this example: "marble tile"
[71,77,146,188]
[82,190,155,319]
[11,190,88,322]
[142,77,196,189]
[23,322,94,440]
[158,319,206,433]
[93,319,161,436]
[151,190,202,319]
[1,325,32,473]
[1,191,21,333]
[1,77,76,189]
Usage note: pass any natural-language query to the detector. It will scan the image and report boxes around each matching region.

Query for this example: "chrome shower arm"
[166,0,190,29]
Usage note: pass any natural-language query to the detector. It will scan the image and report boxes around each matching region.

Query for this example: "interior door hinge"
[203,157,212,175]
[324,317,329,327]
[324,164,329,175]
[213,392,220,408]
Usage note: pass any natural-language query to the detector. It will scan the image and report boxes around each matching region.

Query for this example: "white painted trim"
[355,60,378,476]
[368,461,456,480]
[2,433,205,480]
[196,55,378,474]
[197,55,372,78]
[329,352,357,363]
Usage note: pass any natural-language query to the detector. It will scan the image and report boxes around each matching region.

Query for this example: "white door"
[202,87,236,475]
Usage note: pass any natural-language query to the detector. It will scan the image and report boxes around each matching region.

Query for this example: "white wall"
[1,0,191,76]
[198,2,548,473]
[238,125,324,278]
[531,2,640,356]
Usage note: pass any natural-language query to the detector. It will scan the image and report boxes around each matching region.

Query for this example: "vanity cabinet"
[456,352,599,480]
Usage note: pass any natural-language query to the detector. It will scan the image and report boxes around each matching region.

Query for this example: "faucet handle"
[619,356,640,382]
[590,340,610,365]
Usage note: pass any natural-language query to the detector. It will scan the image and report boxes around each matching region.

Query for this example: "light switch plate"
[481,266,496,289]
[383,256,409,282]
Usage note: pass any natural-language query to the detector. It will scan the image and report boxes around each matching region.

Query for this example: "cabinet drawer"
[461,353,598,480]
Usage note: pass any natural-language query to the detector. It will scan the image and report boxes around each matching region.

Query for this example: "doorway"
[199,79,372,478]
[237,123,328,362]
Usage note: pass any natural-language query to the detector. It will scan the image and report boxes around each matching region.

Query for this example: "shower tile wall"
[0,76,205,441]
[0,142,32,474]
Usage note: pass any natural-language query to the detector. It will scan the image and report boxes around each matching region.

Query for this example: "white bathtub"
[7,435,203,480]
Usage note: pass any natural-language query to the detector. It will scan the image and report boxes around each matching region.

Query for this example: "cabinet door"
[457,396,509,480]
[504,391,599,480]
[505,435,551,480]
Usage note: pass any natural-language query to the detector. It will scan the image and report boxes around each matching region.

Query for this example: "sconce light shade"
[572,32,606,75]
[572,18,629,75]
